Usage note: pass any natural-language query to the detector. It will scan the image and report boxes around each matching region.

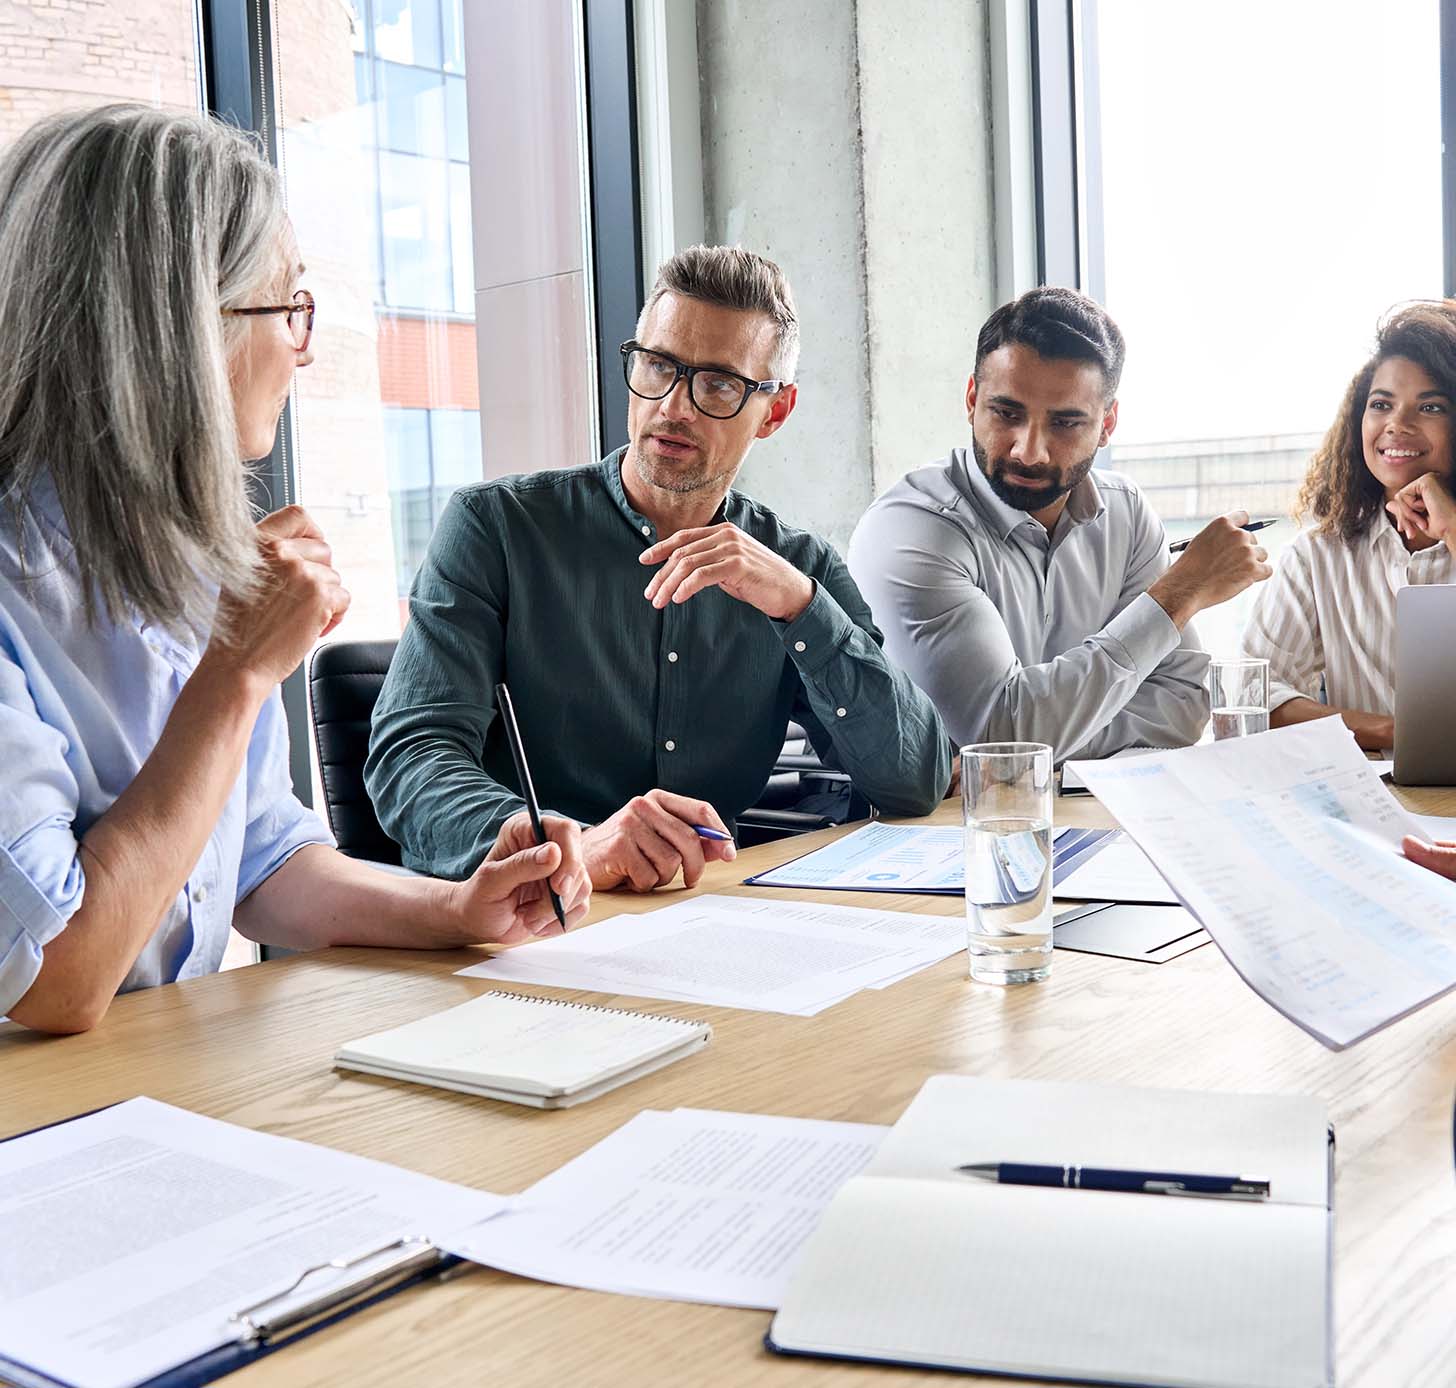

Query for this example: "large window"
[1053,0,1445,654]
[270,0,604,643]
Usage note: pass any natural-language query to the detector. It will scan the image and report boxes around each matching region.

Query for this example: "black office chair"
[735,722,872,848]
[307,639,402,864]
[306,645,864,856]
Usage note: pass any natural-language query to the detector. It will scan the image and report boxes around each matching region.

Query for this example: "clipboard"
[0,1108,469,1388]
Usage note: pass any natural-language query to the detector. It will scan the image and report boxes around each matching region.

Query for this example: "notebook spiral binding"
[486,990,702,1027]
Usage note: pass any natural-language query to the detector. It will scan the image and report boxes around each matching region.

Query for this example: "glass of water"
[1209,657,1269,739]
[962,742,1054,985]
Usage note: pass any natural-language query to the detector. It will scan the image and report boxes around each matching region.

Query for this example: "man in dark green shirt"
[366,246,950,891]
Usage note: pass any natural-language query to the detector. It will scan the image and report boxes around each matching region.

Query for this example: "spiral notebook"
[335,991,711,1109]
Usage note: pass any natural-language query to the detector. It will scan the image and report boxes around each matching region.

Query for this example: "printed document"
[444,1108,886,1308]
[1075,719,1456,1048]
[0,1098,506,1388]
[457,894,963,1014]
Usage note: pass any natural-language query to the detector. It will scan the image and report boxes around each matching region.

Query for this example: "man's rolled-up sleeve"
[0,647,87,1017]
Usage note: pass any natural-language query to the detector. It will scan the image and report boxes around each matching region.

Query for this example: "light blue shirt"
[0,486,332,1020]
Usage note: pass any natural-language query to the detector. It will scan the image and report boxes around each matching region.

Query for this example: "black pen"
[493,682,567,932]
[1168,517,1280,553]
[956,1161,1270,1200]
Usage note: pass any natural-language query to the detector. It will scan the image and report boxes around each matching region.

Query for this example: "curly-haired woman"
[1242,301,1456,755]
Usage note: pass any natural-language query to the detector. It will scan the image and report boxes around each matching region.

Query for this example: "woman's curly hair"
[1297,300,1456,541]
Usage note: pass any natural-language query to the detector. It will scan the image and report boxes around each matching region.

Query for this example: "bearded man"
[847,286,1269,761]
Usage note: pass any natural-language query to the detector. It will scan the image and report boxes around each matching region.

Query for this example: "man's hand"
[639,523,814,622]
[1148,510,1272,629]
[582,789,736,892]
[444,812,592,945]
[1387,472,1456,552]
[205,506,351,692]
[1403,836,1456,882]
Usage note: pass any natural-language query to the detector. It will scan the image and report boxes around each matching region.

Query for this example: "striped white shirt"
[1241,520,1454,716]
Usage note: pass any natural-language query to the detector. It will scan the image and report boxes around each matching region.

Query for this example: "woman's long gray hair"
[0,103,287,634]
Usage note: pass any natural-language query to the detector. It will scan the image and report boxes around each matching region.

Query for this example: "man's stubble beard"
[629,440,740,497]
[971,431,1097,513]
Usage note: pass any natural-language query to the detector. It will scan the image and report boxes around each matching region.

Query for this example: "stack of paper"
[445,1108,887,1308]
[457,894,964,1015]
[1075,719,1456,1048]
[0,1098,508,1388]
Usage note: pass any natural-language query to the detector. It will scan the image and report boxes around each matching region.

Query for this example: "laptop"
[1393,583,1456,786]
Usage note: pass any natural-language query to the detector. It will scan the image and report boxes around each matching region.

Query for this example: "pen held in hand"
[1168,517,1280,553]
[493,682,568,932]
[694,824,732,842]
[956,1161,1270,1200]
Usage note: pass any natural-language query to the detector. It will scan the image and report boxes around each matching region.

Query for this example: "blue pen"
[694,825,733,842]
[956,1161,1269,1200]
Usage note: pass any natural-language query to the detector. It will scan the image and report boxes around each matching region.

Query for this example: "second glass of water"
[1209,657,1269,739]
[962,742,1054,985]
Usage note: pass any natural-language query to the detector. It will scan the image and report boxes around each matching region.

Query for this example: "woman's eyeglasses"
[223,289,315,352]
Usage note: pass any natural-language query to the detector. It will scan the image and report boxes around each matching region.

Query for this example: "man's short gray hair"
[0,104,286,636]
[637,245,800,382]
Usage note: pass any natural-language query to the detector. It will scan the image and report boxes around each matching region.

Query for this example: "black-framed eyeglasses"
[223,289,316,351]
[619,340,786,420]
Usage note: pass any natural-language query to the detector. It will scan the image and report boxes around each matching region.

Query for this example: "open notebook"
[768,1075,1332,1388]
[335,991,711,1109]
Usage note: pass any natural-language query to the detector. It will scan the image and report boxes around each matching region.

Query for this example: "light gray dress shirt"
[846,448,1210,762]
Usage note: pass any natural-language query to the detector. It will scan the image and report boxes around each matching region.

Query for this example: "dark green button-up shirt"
[365,451,950,878]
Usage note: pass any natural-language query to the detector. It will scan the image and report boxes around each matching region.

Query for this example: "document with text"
[457,894,963,1014]
[0,1098,507,1388]
[444,1108,887,1308]
[1075,719,1456,1048]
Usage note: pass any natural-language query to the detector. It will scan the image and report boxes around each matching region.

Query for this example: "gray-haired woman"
[0,104,589,1034]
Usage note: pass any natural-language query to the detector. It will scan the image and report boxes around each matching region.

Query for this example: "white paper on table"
[0,1097,507,1388]
[443,1108,887,1309]
[1075,719,1456,1049]
[1413,813,1456,843]
[1052,833,1179,905]
[456,894,962,1015]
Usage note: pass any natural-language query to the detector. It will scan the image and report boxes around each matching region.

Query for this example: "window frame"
[198,0,645,815]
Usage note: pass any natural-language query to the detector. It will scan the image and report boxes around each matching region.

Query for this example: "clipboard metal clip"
[229,1234,441,1344]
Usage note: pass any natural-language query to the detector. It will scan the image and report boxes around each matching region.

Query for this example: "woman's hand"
[205,506,351,693]
[1386,472,1456,554]
[443,812,592,945]
[1403,836,1456,882]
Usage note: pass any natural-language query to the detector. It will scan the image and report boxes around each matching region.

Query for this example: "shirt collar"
[600,446,736,541]
[952,447,1106,541]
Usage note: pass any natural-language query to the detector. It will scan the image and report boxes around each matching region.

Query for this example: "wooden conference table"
[4,786,1456,1388]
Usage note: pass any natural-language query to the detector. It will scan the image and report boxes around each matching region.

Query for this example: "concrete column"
[693,0,997,550]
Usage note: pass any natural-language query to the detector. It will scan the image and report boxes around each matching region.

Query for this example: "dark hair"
[1298,300,1456,541]
[974,286,1126,399]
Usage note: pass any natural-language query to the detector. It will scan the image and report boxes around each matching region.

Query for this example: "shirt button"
[668,651,679,663]
[641,524,651,536]
[192,885,208,903]
[664,739,676,752]
[836,707,847,718]
[794,641,807,653]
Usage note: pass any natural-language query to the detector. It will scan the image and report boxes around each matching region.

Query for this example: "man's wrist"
[1147,575,1199,630]
[774,575,815,623]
